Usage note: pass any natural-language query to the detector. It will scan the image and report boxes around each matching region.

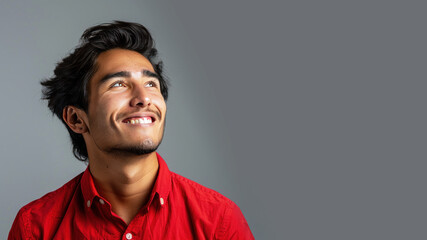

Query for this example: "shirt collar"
[81,152,171,208]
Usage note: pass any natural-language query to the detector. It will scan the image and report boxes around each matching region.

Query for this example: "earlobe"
[63,106,88,134]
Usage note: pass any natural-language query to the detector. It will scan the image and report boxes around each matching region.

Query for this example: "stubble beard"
[113,138,160,155]
[106,121,166,156]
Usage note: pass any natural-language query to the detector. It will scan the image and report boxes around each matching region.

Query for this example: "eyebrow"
[143,70,160,79]
[99,70,160,85]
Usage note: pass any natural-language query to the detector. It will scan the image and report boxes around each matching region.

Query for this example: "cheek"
[151,94,166,110]
[90,96,126,123]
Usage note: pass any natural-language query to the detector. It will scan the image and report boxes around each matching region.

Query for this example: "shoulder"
[170,172,233,206]
[8,173,83,239]
[19,172,82,217]
[168,172,254,239]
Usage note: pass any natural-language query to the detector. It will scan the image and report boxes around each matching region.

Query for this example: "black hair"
[41,21,169,161]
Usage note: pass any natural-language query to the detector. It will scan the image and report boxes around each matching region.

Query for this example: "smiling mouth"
[124,117,154,124]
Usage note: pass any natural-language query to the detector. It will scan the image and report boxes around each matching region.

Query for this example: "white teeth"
[126,117,152,124]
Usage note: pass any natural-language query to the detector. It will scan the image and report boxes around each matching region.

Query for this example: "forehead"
[91,48,155,84]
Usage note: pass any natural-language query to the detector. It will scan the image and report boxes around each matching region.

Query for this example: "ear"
[62,106,89,134]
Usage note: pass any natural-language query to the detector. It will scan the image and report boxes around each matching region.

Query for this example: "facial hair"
[110,138,160,155]
[106,119,165,156]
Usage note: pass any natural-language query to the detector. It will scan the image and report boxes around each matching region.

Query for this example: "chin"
[107,138,162,156]
[122,146,159,155]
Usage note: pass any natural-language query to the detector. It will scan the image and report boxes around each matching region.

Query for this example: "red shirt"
[9,153,254,239]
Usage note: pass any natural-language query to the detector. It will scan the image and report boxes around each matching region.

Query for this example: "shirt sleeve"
[215,202,255,240]
[8,208,31,240]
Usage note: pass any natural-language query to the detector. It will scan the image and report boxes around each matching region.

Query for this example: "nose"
[130,86,151,107]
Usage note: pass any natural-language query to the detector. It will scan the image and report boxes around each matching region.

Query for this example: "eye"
[145,81,158,88]
[110,81,126,88]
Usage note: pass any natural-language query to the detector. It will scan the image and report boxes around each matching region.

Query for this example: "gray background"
[0,0,426,239]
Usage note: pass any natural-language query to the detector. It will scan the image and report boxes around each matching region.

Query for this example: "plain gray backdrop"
[1,0,426,239]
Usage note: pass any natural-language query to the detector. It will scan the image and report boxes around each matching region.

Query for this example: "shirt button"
[86,200,91,207]
[160,197,165,206]
[99,199,105,205]
[126,233,133,239]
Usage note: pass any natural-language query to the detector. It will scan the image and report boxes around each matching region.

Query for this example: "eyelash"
[145,81,158,88]
[109,80,158,89]
[111,81,126,88]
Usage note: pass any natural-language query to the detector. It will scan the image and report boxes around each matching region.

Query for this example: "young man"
[9,21,254,239]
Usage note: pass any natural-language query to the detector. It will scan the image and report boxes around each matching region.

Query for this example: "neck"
[88,151,159,224]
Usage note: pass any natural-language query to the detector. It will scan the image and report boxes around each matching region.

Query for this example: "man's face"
[82,48,167,156]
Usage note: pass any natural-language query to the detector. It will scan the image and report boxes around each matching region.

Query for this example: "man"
[8,21,254,239]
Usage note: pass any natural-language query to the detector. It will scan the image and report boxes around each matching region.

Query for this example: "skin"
[63,48,167,224]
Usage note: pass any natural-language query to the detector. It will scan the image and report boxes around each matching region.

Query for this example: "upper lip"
[121,111,159,123]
